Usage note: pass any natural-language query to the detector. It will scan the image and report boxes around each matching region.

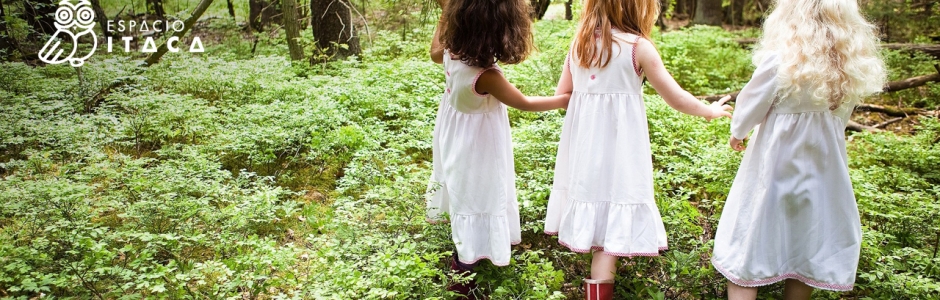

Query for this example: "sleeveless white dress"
[426,51,521,266]
[711,54,862,291]
[544,31,669,257]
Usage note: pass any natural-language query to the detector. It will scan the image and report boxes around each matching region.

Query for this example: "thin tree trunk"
[283,0,304,61]
[731,0,744,26]
[565,0,573,20]
[529,0,551,20]
[144,0,214,66]
[755,0,771,25]
[89,0,111,38]
[227,0,236,19]
[657,0,668,30]
[147,0,166,19]
[0,0,12,56]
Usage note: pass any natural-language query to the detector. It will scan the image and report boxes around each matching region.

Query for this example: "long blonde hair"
[753,0,885,110]
[573,0,659,68]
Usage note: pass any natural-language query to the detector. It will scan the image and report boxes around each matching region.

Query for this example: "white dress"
[426,51,521,266]
[711,54,862,291]
[544,31,669,257]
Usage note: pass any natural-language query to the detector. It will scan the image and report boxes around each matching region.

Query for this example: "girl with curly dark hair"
[424,0,569,297]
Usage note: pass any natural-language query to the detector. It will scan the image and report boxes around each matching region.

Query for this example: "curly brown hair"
[439,0,534,68]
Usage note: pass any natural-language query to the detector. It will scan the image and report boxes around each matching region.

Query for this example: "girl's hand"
[729,136,746,151]
[706,95,734,121]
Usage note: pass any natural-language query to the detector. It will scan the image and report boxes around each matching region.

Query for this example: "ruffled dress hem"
[711,259,854,292]
[542,231,668,257]
[545,189,668,257]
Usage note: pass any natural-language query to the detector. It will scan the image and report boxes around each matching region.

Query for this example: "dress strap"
[631,35,643,76]
[472,66,502,98]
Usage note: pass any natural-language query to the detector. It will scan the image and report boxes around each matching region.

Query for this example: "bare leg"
[590,251,618,280]
[782,279,813,300]
[727,281,757,300]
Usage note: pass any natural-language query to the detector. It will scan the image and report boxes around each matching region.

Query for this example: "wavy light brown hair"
[574,0,659,68]
[439,0,534,68]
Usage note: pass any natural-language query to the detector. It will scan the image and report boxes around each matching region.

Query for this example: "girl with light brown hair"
[544,0,732,298]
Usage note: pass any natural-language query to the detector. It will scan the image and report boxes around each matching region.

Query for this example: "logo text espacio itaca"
[39,0,205,67]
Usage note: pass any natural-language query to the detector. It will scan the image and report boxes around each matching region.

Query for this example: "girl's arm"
[429,5,446,64]
[728,55,779,151]
[635,39,732,120]
[476,69,570,112]
[555,53,573,96]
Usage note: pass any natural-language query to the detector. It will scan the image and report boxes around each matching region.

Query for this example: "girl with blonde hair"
[710,0,885,298]
[544,0,732,298]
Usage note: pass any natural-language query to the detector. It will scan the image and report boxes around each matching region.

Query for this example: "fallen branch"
[854,103,926,117]
[882,71,940,93]
[734,39,940,59]
[85,76,137,113]
[873,117,904,128]
[700,66,940,104]
[882,44,940,60]
[846,121,883,132]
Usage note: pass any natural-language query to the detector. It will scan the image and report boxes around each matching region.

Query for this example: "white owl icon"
[38,0,98,67]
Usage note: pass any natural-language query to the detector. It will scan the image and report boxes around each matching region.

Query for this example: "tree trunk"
[755,0,772,25]
[0,0,12,57]
[24,0,57,35]
[565,0,573,20]
[249,0,281,32]
[310,0,360,61]
[147,0,166,19]
[729,0,744,26]
[283,0,304,61]
[529,0,551,20]
[692,0,723,26]
[657,0,668,30]
[675,0,688,17]
[89,0,111,38]
[144,0,214,66]
[227,0,236,19]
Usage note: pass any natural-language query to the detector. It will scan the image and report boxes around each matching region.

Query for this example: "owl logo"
[38,0,97,67]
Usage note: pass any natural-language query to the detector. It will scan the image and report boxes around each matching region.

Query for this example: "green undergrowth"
[1,19,938,299]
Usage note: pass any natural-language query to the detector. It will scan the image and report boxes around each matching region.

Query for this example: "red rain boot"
[584,278,614,300]
[448,259,478,299]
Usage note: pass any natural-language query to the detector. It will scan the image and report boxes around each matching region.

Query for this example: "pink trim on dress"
[426,218,448,225]
[631,36,643,76]
[711,258,854,291]
[472,66,502,98]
